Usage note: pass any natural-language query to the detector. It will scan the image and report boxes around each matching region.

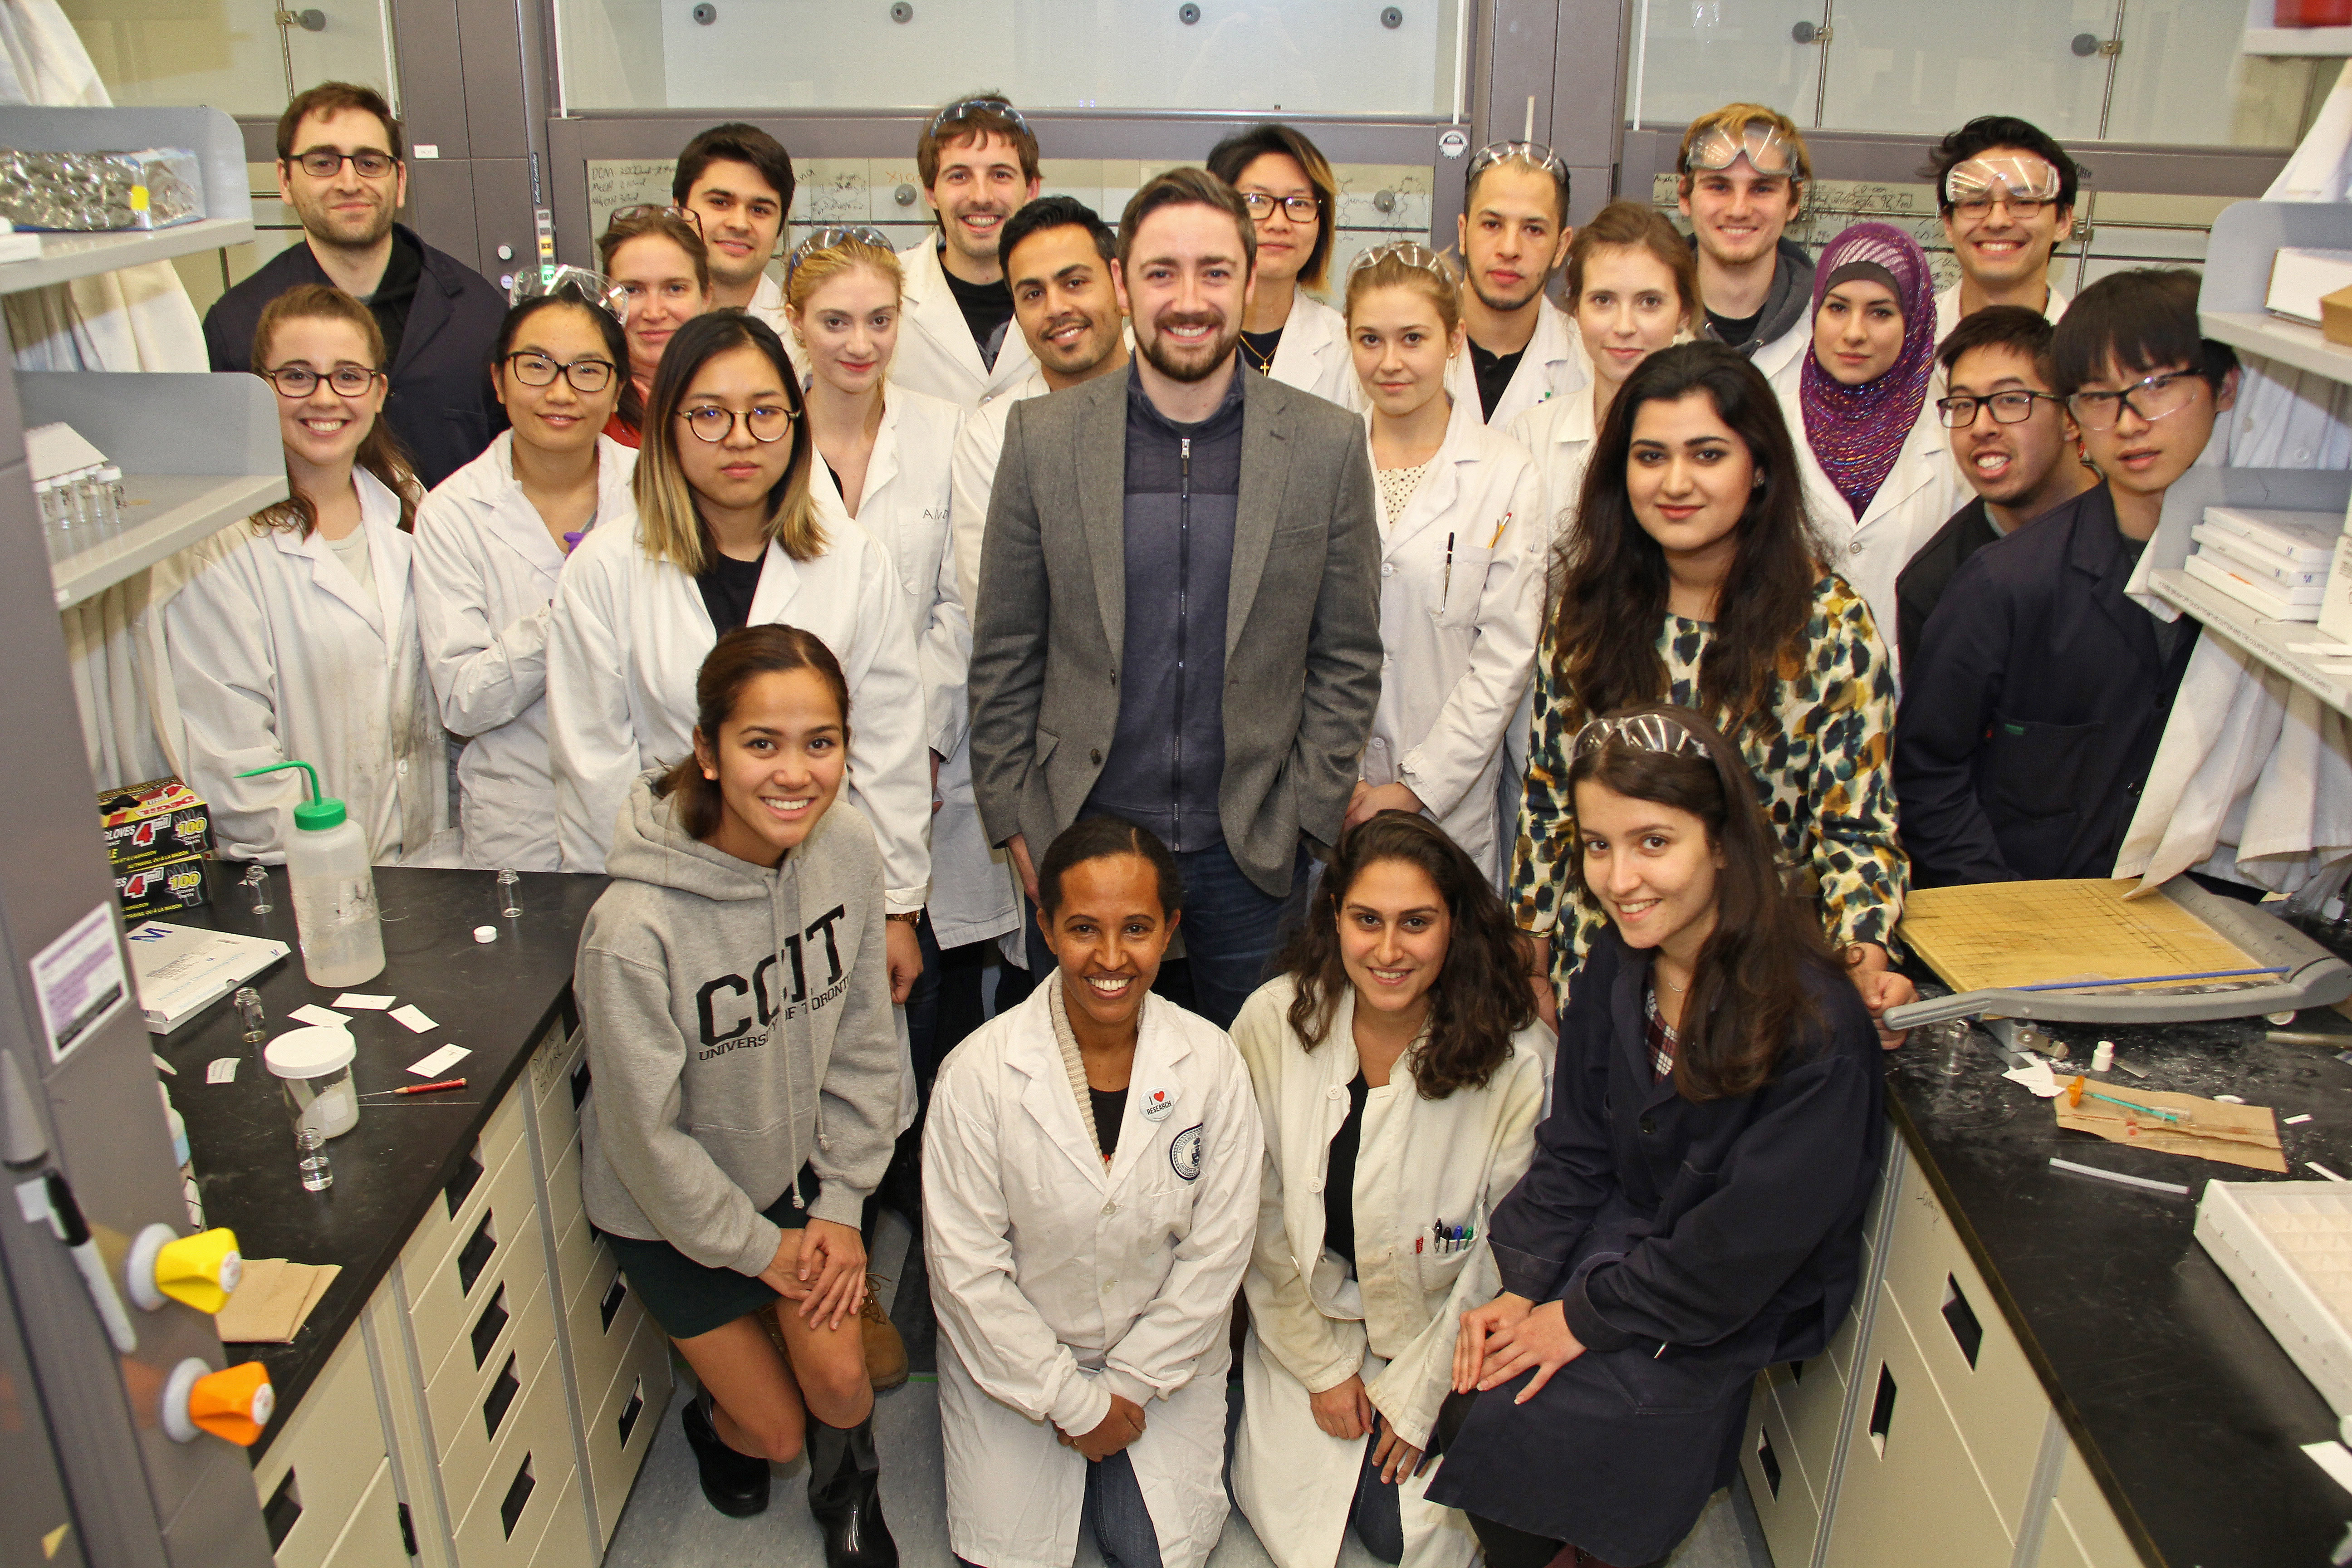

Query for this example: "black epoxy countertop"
[1888,1006,2352,1567]
[153,863,605,1457]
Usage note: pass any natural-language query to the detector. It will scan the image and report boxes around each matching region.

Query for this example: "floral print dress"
[1509,571,1907,995]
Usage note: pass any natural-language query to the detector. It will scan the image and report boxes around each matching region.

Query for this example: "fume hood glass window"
[56,0,399,118]
[554,0,1465,115]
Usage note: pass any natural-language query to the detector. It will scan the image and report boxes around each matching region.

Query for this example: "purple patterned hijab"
[1798,221,1936,520]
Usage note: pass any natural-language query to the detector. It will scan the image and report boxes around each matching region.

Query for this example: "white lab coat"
[1750,314,1811,388]
[543,513,931,909]
[1268,292,1367,412]
[1444,294,1588,431]
[162,469,450,864]
[1228,978,1548,1568]
[1776,368,1960,666]
[748,271,789,338]
[811,386,1017,947]
[1506,382,1599,557]
[890,236,1040,414]
[949,364,1054,613]
[924,983,1263,1568]
[1930,279,2069,350]
[412,433,637,871]
[1361,397,1545,882]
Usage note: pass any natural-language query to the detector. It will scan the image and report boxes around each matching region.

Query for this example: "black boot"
[681,1387,771,1517]
[806,1415,898,1568]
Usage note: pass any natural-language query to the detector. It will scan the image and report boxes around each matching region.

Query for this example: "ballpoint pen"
[1442,532,1454,599]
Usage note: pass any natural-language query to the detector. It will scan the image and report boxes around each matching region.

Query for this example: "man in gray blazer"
[968,167,1381,1028]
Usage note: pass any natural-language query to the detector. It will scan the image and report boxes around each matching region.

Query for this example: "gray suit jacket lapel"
[1081,370,1131,653]
[1227,371,1289,657]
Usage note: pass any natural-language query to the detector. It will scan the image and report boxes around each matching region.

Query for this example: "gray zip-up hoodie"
[576,771,900,1274]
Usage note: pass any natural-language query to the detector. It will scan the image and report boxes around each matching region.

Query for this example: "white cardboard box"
[2269,247,2352,325]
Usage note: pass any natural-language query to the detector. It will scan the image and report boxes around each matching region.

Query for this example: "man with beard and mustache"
[1444,141,1587,429]
[203,81,505,488]
[891,92,1043,412]
[968,168,1381,1029]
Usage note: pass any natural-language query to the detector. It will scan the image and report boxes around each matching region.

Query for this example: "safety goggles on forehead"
[1681,121,1801,178]
[1573,712,1709,762]
[1944,154,2061,209]
[608,202,701,235]
[786,225,896,284]
[929,97,1029,140]
[507,263,628,320]
[1465,141,1568,185]
[1347,240,1454,283]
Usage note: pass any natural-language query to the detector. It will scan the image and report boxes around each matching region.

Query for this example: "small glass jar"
[263,1025,359,1139]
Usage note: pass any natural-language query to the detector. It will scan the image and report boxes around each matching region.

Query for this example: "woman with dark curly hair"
[1229,813,1550,1568]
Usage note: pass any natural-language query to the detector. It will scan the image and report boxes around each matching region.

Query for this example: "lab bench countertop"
[156,862,606,1457]
[1886,1011,2352,1568]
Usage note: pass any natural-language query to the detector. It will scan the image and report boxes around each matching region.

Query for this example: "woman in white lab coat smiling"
[412,280,637,870]
[784,229,1018,1039]
[924,819,1262,1568]
[545,310,931,1002]
[1341,242,1544,885]
[164,284,447,863]
[1229,813,1548,1568]
[1206,123,1365,412]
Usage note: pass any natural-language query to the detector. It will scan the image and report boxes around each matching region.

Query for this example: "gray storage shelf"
[0,105,252,295]
[2199,200,2352,386]
[22,370,285,608]
[2151,565,2352,714]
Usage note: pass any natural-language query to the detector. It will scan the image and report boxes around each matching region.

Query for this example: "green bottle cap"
[233,760,347,831]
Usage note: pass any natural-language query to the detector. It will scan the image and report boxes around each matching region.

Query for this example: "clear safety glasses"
[1348,240,1455,284]
[1935,390,2064,429]
[607,203,701,236]
[1681,120,1802,178]
[1572,711,1709,762]
[1466,140,1569,186]
[929,97,1029,140]
[2065,370,2207,433]
[786,225,896,284]
[506,263,629,320]
[1944,155,2063,221]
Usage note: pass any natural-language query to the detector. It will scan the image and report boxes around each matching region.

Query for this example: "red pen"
[361,1078,468,1097]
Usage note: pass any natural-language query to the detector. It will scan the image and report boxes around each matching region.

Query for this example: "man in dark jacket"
[1896,270,2238,887]
[204,82,506,488]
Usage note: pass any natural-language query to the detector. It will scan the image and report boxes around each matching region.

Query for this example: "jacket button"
[1639,1115,1657,1135]
[1306,1177,1323,1194]
[1102,1200,1117,1215]
[1848,541,1864,557]
[1381,563,1396,576]
[1327,1086,1344,1099]
[1091,748,1103,764]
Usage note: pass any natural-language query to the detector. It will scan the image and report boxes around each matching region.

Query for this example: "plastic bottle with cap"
[157,1083,204,1227]
[234,759,384,986]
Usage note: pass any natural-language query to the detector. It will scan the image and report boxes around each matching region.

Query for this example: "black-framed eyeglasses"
[502,351,617,394]
[1936,390,2064,428]
[290,148,397,180]
[2065,370,2206,433]
[257,363,382,397]
[678,404,794,443]
[1950,193,2052,223]
[1241,191,1320,224]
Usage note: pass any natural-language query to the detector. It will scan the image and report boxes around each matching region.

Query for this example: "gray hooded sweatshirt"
[577,771,900,1274]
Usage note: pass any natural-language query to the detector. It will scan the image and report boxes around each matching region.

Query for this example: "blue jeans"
[952,1449,1162,1568]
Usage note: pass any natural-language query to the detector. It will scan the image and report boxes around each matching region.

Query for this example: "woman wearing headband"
[1509,342,1910,1040]
[1339,241,1543,884]
[1206,124,1365,412]
[1432,705,1885,1568]
[413,276,638,869]
[784,228,1018,1108]
[1775,221,1959,655]
[598,205,714,445]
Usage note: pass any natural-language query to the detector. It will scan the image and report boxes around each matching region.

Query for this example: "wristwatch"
[884,911,922,924]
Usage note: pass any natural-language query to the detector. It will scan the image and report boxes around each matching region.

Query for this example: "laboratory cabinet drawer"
[402,1088,531,1288]
[527,1470,593,1568]
[406,1138,539,1379]
[523,1016,575,1116]
[318,1460,407,1568]
[1823,1282,1866,1389]
[527,1026,588,1158]
[424,1229,557,1463]
[255,1331,388,1568]
[1742,1378,1825,1568]
[2037,1438,2141,1568]
[1771,1347,1851,1512]
[1882,1158,2048,1531]
[553,1190,604,1316]
[564,1234,648,1415]
[544,1127,585,1254]
[586,1306,674,1546]
[451,1332,577,1568]
[1823,1282,2017,1568]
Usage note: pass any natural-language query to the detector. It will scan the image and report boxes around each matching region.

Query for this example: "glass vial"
[496,867,523,919]
[294,1125,333,1191]
[98,465,124,530]
[234,985,266,1046]
[241,862,272,913]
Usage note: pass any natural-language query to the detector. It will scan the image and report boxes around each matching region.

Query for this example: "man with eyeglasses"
[1897,270,2239,887]
[1446,140,1586,428]
[1678,104,1816,384]
[892,92,1043,412]
[1924,117,2077,345]
[673,122,795,333]
[1893,306,2093,668]
[203,81,506,488]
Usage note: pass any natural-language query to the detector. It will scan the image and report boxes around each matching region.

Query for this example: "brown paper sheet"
[1901,878,2260,995]
[2053,1084,2288,1174]
[216,1259,341,1344]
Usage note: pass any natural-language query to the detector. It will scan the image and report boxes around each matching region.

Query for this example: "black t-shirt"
[365,227,425,372]
[1322,1073,1371,1266]
[1467,339,1526,422]
[696,550,764,636]
[1705,306,1764,352]
[942,259,1015,372]
[1239,327,1283,377]
[1089,1086,1129,1158]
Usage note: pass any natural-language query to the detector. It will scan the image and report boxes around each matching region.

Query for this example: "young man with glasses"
[673,122,795,333]
[204,81,506,488]
[1896,270,2237,887]
[1678,105,1815,384]
[1446,140,1586,427]
[1924,117,2077,344]
[1893,306,2093,667]
[892,93,1043,411]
